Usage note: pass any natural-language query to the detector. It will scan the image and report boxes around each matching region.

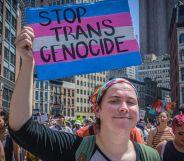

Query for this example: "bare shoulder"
[156,140,167,154]
[149,127,157,135]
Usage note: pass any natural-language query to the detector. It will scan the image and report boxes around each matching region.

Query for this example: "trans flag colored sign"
[26,0,142,80]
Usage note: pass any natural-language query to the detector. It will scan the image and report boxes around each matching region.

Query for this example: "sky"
[128,0,139,42]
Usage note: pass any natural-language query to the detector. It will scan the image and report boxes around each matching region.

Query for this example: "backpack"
[75,136,161,161]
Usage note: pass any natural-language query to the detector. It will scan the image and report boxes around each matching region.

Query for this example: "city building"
[33,78,50,113]
[138,54,170,89]
[107,66,136,80]
[0,0,23,113]
[62,81,75,118]
[75,72,107,119]
[169,3,184,112]
[122,77,171,109]
[139,0,178,56]
[49,80,75,117]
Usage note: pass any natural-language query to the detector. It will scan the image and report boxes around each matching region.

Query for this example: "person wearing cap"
[73,120,81,134]
[50,114,73,134]
[8,27,161,161]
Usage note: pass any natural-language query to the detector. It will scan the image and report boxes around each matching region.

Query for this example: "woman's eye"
[127,101,136,105]
[110,100,119,103]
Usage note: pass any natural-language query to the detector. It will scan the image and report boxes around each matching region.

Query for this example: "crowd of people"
[0,27,182,161]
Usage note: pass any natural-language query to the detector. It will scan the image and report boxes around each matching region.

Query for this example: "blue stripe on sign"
[26,0,130,24]
[35,51,142,80]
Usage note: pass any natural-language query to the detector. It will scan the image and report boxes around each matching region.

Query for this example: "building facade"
[33,79,50,113]
[169,4,184,112]
[138,54,170,89]
[0,0,23,113]
[107,66,136,80]
[139,0,178,56]
[75,72,106,119]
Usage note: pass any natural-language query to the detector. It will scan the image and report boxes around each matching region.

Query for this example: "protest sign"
[139,109,146,120]
[26,0,142,80]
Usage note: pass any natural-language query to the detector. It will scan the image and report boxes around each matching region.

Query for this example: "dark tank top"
[163,141,184,161]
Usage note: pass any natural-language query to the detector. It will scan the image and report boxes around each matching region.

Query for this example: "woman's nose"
[119,102,129,113]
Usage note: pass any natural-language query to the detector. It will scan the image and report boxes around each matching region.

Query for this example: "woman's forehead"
[107,83,137,95]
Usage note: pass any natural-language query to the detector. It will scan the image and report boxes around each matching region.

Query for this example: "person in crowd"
[8,26,161,161]
[0,141,5,161]
[156,114,184,161]
[136,120,149,143]
[147,111,174,148]
[50,113,73,133]
[73,120,82,134]
[0,117,21,161]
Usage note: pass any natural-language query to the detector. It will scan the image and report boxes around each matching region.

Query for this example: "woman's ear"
[94,105,101,118]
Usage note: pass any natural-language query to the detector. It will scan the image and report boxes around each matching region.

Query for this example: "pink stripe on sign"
[33,39,139,65]
[29,12,132,38]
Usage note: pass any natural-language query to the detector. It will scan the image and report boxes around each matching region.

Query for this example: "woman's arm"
[9,26,35,131]
[147,128,156,147]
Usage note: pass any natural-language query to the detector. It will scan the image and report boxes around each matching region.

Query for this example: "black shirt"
[163,141,184,161]
[9,118,153,161]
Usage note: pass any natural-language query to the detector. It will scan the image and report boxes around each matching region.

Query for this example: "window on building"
[72,99,74,105]
[45,92,48,100]
[11,33,15,47]
[35,91,39,100]
[40,81,44,89]
[72,90,74,97]
[10,52,15,65]
[181,50,184,61]
[10,71,15,82]
[0,22,2,34]
[68,98,70,105]
[0,1,3,14]
[67,108,70,116]
[12,16,17,29]
[6,8,11,22]
[181,68,184,81]
[3,67,9,79]
[4,47,9,61]
[40,91,43,101]
[2,88,12,108]
[180,33,184,44]
[44,104,48,113]
[36,81,39,88]
[45,81,48,89]
[5,27,10,41]
[12,0,17,10]
[80,81,83,86]
[71,108,74,117]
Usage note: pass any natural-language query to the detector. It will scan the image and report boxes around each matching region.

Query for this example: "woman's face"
[158,112,169,124]
[96,83,139,132]
[173,125,184,147]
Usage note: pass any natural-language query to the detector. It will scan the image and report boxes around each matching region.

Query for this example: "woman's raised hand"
[15,26,35,64]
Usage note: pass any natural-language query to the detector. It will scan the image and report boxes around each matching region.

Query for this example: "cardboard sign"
[26,0,142,80]
[139,109,146,120]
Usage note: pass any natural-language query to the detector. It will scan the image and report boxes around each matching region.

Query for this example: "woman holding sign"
[8,26,160,161]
